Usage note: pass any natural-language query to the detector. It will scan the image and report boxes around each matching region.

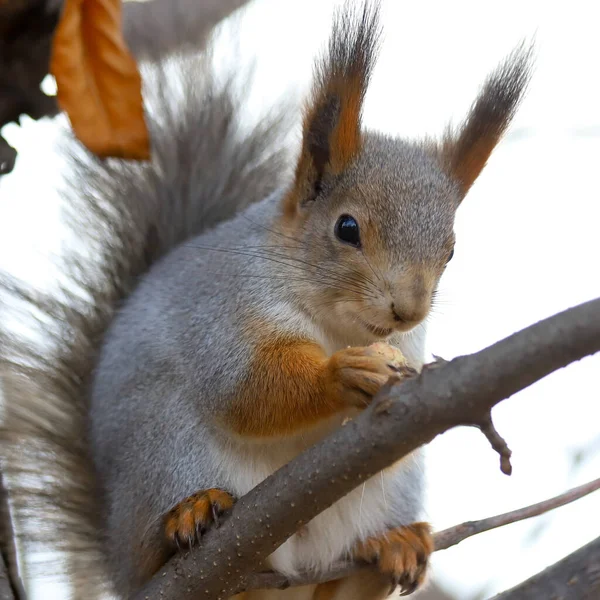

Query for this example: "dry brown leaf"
[50,0,150,160]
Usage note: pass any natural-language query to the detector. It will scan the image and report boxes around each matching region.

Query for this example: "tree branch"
[491,535,600,599]
[133,298,600,600]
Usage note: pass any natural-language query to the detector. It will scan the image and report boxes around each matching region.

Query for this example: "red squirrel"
[0,2,531,598]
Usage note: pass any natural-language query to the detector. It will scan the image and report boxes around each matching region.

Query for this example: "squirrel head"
[277,3,532,341]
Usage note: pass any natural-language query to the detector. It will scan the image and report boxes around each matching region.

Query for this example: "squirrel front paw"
[353,522,434,596]
[164,488,235,549]
[324,343,416,408]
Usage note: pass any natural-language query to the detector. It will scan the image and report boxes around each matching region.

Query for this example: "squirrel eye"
[335,214,361,248]
[447,247,455,263]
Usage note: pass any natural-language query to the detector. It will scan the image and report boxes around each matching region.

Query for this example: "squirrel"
[0,2,531,599]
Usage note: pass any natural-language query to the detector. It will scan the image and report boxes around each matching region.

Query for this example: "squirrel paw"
[164,488,235,549]
[325,343,416,408]
[353,522,433,596]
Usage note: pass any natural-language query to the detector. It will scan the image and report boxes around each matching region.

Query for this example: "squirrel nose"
[391,303,426,325]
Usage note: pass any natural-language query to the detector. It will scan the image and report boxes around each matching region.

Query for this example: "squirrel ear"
[436,43,533,196]
[284,3,381,215]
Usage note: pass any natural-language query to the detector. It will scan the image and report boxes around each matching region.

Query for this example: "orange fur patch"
[453,134,502,193]
[439,132,502,195]
[330,75,363,170]
[226,336,337,437]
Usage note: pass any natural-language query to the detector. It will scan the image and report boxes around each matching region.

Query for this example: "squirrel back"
[0,28,293,599]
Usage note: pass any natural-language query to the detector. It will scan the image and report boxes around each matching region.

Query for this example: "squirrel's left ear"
[435,43,533,197]
[284,3,381,217]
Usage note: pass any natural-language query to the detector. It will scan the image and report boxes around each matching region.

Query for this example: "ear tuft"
[438,42,534,195]
[285,1,381,213]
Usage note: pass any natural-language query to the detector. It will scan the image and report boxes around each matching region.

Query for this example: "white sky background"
[1,0,600,598]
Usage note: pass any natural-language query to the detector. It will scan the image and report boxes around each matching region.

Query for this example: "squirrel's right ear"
[435,43,534,197]
[283,3,381,217]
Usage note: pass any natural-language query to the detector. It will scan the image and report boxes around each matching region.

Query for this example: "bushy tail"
[0,38,293,598]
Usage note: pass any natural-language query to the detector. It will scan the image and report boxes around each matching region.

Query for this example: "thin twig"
[478,417,513,476]
[434,476,600,551]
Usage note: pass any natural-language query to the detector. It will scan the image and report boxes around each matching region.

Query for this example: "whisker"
[185,243,378,298]
[360,249,383,289]
[363,202,387,285]
[231,218,382,296]
[240,213,304,245]
[255,249,378,296]
[202,271,377,298]
[380,471,388,511]
[358,482,366,525]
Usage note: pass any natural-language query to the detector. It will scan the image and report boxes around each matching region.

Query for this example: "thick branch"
[491,535,600,599]
[134,298,600,600]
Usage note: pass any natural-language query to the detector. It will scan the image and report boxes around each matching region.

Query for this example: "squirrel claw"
[211,502,221,528]
[397,576,419,597]
[353,522,433,596]
[164,488,234,549]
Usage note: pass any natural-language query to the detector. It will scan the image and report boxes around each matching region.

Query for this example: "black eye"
[335,214,361,248]
[447,248,455,263]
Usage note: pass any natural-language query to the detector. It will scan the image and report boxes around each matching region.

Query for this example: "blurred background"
[0,0,599,598]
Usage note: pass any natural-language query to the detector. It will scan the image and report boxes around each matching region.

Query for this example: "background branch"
[492,535,600,600]
[134,298,600,600]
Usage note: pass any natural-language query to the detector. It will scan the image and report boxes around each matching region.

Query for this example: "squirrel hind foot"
[353,522,434,596]
[163,488,235,549]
